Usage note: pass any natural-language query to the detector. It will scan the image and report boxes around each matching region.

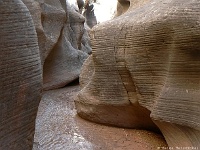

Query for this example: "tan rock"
[76,0,200,147]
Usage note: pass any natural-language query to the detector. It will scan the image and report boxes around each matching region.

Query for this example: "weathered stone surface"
[0,0,42,149]
[33,85,167,150]
[115,0,130,17]
[79,55,94,88]
[77,0,84,13]
[83,3,97,28]
[0,0,91,149]
[22,0,66,64]
[76,0,200,147]
[23,0,90,90]
[43,27,88,90]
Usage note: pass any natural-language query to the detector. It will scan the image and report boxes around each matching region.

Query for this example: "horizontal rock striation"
[0,0,42,149]
[0,0,91,149]
[76,0,200,147]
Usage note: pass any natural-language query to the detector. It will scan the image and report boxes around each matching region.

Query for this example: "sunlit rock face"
[76,0,200,147]
[22,0,91,90]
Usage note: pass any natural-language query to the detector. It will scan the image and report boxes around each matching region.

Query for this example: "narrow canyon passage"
[1,0,200,149]
[33,83,167,150]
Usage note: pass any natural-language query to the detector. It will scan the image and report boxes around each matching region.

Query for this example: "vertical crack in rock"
[114,29,138,105]
[76,0,200,147]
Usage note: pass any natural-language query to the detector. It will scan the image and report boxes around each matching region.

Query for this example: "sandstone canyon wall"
[1,0,200,149]
[0,1,42,149]
[0,0,91,149]
[76,0,200,147]
[23,0,91,90]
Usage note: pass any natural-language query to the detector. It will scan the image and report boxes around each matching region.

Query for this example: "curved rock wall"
[0,1,42,149]
[23,0,91,90]
[0,0,91,149]
[76,0,200,147]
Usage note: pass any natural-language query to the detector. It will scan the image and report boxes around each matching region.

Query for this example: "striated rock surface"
[0,0,92,149]
[76,0,200,147]
[23,0,91,90]
[0,0,42,149]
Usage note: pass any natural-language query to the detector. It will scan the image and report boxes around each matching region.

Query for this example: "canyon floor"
[33,82,167,150]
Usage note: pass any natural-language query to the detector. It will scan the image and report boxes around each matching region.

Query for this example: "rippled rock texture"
[23,0,91,90]
[0,1,42,149]
[0,0,91,149]
[33,85,167,150]
[76,0,200,147]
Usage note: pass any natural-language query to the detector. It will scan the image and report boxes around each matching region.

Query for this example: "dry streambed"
[33,84,167,150]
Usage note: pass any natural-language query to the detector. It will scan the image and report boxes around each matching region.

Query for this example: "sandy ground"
[33,84,167,150]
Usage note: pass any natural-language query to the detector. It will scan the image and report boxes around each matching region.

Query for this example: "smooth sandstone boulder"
[43,1,89,90]
[0,0,42,149]
[76,0,200,147]
[23,0,90,90]
[22,0,66,64]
